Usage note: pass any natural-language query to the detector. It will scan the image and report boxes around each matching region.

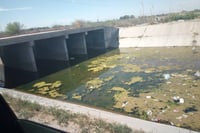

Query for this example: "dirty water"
[17,47,200,131]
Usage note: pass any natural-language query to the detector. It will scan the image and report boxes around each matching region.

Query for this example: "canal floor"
[16,47,200,131]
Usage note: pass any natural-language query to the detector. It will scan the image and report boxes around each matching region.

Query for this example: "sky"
[0,0,200,31]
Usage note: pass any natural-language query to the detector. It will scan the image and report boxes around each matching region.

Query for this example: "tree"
[5,22,23,35]
[72,20,85,28]
[120,15,135,20]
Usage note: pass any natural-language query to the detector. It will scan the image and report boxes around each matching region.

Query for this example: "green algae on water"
[17,47,200,131]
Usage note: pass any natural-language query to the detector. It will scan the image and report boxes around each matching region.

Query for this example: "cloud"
[0,7,32,12]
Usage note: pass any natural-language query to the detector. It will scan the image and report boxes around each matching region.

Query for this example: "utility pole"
[140,0,144,23]
[150,5,154,23]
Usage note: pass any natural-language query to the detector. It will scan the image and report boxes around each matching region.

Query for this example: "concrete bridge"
[0,26,119,73]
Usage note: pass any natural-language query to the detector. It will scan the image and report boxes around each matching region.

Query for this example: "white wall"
[119,19,200,47]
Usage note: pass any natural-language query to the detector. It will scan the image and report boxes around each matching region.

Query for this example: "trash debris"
[182,83,187,86]
[176,114,188,120]
[192,47,196,51]
[192,47,198,54]
[147,109,152,116]
[179,98,184,104]
[194,71,200,77]
[176,116,182,120]
[146,96,151,99]
[173,96,180,103]
[173,109,179,113]
[172,96,184,104]
[166,81,171,84]
[162,110,166,113]
[89,86,94,89]
[122,101,128,108]
[163,74,170,80]
[183,106,198,113]
[182,114,188,118]
[151,118,159,122]
[170,122,174,126]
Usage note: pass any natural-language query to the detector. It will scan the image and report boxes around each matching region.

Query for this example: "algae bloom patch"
[124,77,144,85]
[30,81,66,98]
[86,78,104,91]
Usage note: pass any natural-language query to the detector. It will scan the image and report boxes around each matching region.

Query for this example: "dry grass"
[2,94,146,133]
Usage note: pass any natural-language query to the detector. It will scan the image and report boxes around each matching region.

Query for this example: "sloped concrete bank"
[0,88,199,133]
[119,19,200,47]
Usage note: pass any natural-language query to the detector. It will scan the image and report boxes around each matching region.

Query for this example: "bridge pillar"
[34,36,69,61]
[86,29,106,50]
[0,42,37,72]
[104,27,119,48]
[66,33,87,56]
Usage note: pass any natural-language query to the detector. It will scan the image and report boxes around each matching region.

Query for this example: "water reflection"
[5,48,114,88]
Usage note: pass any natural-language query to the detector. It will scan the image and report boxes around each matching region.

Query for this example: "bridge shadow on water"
[4,48,116,88]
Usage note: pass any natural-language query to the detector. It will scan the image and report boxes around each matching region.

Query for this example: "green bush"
[165,12,199,22]
[5,22,23,35]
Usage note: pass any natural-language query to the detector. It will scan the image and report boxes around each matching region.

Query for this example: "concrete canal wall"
[119,19,200,47]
